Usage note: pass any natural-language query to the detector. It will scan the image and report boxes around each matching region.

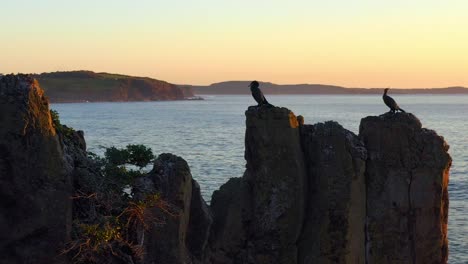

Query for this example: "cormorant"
[383,88,405,113]
[249,81,272,106]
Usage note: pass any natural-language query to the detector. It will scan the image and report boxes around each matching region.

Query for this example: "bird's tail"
[399,108,406,113]
[263,98,274,107]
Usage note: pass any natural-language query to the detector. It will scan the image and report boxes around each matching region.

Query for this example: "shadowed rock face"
[209,107,368,264]
[208,106,306,264]
[209,177,251,264]
[244,106,306,264]
[209,108,449,264]
[0,75,72,264]
[133,153,213,264]
[134,153,193,264]
[360,112,451,264]
[299,121,367,264]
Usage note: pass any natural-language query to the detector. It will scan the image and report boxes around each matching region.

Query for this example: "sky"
[1,0,468,88]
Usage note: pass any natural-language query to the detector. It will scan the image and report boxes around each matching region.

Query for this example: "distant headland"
[27,71,197,103]
[185,81,468,95]
[1,71,467,104]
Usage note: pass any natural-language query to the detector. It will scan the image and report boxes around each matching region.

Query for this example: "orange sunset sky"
[1,0,467,88]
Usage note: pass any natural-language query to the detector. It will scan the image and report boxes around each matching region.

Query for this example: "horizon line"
[1,70,466,90]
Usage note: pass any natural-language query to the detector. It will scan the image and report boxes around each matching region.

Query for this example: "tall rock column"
[244,106,306,264]
[360,113,450,264]
[299,121,367,264]
[132,153,213,264]
[0,75,72,264]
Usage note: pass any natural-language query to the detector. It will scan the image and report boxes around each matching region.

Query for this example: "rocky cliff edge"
[0,75,451,264]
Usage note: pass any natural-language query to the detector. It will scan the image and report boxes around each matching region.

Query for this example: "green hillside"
[33,71,193,103]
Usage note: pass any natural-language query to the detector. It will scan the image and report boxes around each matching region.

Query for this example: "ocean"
[52,95,467,263]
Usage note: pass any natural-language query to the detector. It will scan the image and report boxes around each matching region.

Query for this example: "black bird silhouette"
[249,81,272,106]
[383,88,405,113]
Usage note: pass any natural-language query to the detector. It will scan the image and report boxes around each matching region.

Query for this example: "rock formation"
[360,112,451,264]
[208,107,450,264]
[0,75,72,264]
[132,153,213,264]
[299,121,367,264]
[208,107,369,264]
[243,106,306,264]
[0,74,451,264]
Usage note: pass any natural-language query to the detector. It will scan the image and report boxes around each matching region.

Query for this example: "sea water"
[52,95,467,263]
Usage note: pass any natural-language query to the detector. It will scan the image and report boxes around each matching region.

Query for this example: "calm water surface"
[52,95,467,263]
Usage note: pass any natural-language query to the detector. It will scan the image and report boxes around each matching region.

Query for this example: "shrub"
[105,147,130,166]
[50,109,75,137]
[105,144,154,168]
[126,144,154,168]
[65,144,164,264]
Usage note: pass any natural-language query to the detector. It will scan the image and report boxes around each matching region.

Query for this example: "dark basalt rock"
[207,108,449,264]
[360,112,450,264]
[0,74,72,264]
[187,179,213,263]
[208,177,250,264]
[299,121,367,264]
[132,153,213,264]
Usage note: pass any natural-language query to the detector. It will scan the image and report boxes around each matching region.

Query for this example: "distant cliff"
[33,71,194,103]
[186,81,468,95]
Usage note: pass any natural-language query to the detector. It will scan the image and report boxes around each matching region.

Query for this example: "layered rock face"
[133,153,212,264]
[209,107,307,264]
[208,107,450,264]
[360,113,451,264]
[209,107,369,264]
[0,75,72,264]
[243,107,306,264]
[299,122,367,264]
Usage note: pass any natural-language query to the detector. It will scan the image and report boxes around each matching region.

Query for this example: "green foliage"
[99,144,154,194]
[87,152,105,165]
[50,109,61,127]
[50,109,75,137]
[66,144,159,263]
[105,147,130,166]
[105,144,154,168]
[126,144,155,168]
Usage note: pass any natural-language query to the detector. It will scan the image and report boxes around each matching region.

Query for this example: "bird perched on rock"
[383,88,405,113]
[249,81,272,107]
